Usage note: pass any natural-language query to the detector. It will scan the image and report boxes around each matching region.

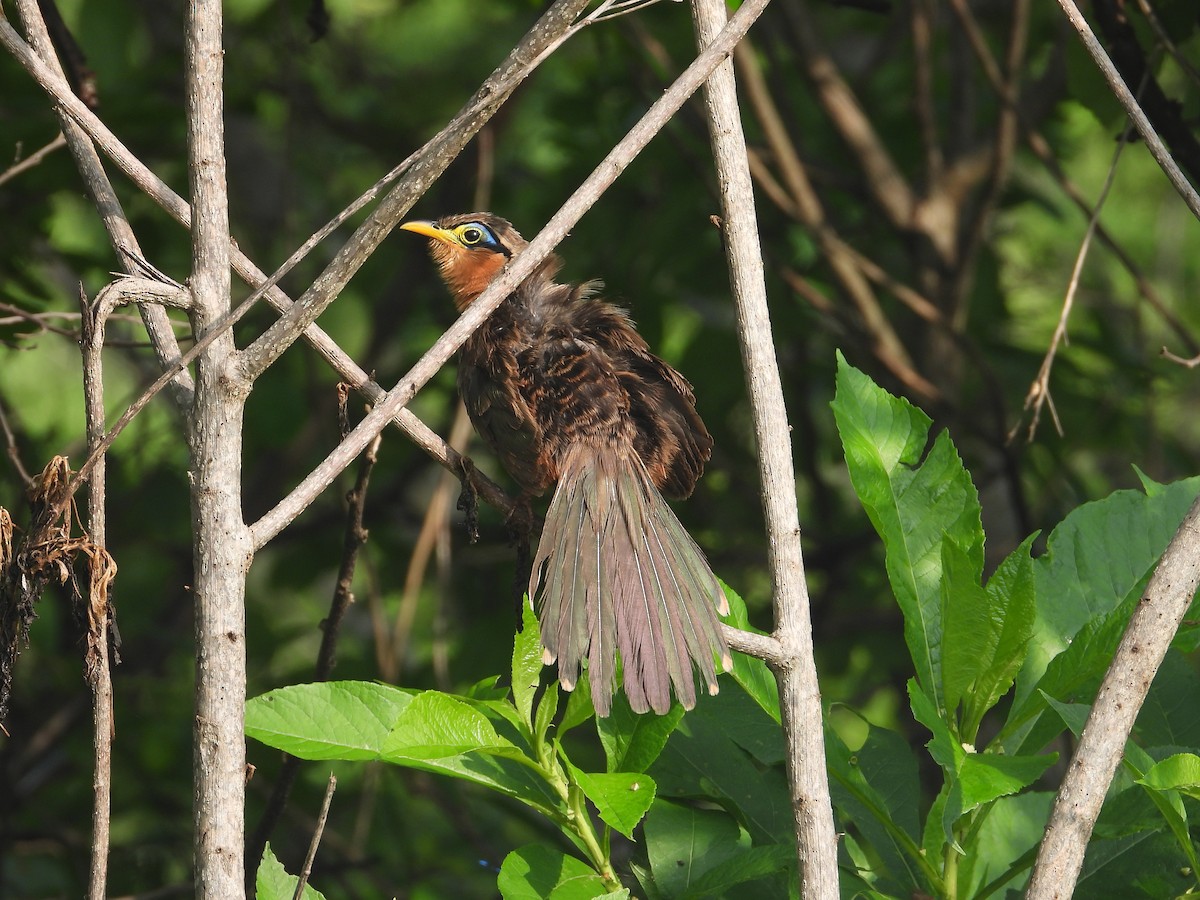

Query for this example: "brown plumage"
[402,212,731,715]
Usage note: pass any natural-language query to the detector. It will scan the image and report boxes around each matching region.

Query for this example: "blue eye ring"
[460,224,490,246]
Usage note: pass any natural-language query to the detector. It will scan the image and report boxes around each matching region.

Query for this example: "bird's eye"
[460,226,486,245]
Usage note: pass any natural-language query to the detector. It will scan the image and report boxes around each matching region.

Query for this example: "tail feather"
[531,444,729,716]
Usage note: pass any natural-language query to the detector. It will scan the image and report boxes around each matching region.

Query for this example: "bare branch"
[1027,493,1200,898]
[1055,0,1200,220]
[77,282,118,900]
[719,624,787,667]
[0,6,543,517]
[248,0,775,551]
[691,1,838,896]
[732,42,941,403]
[781,1,924,251]
[0,131,66,187]
[183,2,250,897]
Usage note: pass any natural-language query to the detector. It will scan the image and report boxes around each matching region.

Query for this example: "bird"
[401,212,731,715]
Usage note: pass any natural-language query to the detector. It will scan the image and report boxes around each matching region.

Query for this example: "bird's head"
[401,213,527,311]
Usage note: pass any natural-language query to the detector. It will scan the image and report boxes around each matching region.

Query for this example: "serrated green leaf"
[256,842,327,900]
[497,844,608,900]
[832,354,984,708]
[908,679,961,774]
[1007,594,1137,750]
[644,800,747,898]
[513,602,544,732]
[245,681,414,760]
[597,693,684,774]
[955,791,1053,898]
[1009,478,1200,729]
[571,766,656,838]
[967,537,1037,740]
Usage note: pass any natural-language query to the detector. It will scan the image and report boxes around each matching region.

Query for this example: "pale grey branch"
[691,0,839,896]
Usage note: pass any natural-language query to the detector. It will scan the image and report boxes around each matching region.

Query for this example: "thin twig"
[691,1,838,896]
[0,131,66,187]
[1013,98,1138,443]
[1135,0,1200,89]
[1026,493,1200,898]
[247,0,776,552]
[1161,346,1200,368]
[732,41,940,402]
[292,774,337,900]
[0,400,34,486]
[1056,0,1200,220]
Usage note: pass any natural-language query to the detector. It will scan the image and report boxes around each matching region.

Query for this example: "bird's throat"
[434,246,508,312]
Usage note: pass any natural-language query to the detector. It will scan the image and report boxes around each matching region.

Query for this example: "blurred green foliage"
[1,0,1199,896]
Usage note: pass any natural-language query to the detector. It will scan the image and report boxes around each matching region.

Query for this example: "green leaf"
[720,581,780,722]
[827,721,934,897]
[644,800,747,898]
[1136,753,1200,799]
[513,602,544,733]
[536,682,560,744]
[832,353,984,707]
[497,844,609,900]
[245,681,414,760]
[965,537,1037,739]
[957,752,1057,812]
[681,843,795,899]
[955,792,1053,898]
[939,539,992,720]
[908,679,961,774]
[650,711,792,844]
[256,842,326,900]
[1009,477,1200,727]
[570,766,657,839]
[597,693,684,774]
[559,675,595,737]
[382,691,524,759]
[1007,594,1137,750]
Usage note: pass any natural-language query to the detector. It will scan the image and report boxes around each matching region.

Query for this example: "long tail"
[530,444,731,716]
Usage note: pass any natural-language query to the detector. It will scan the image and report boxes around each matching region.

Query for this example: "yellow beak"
[400,220,454,244]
